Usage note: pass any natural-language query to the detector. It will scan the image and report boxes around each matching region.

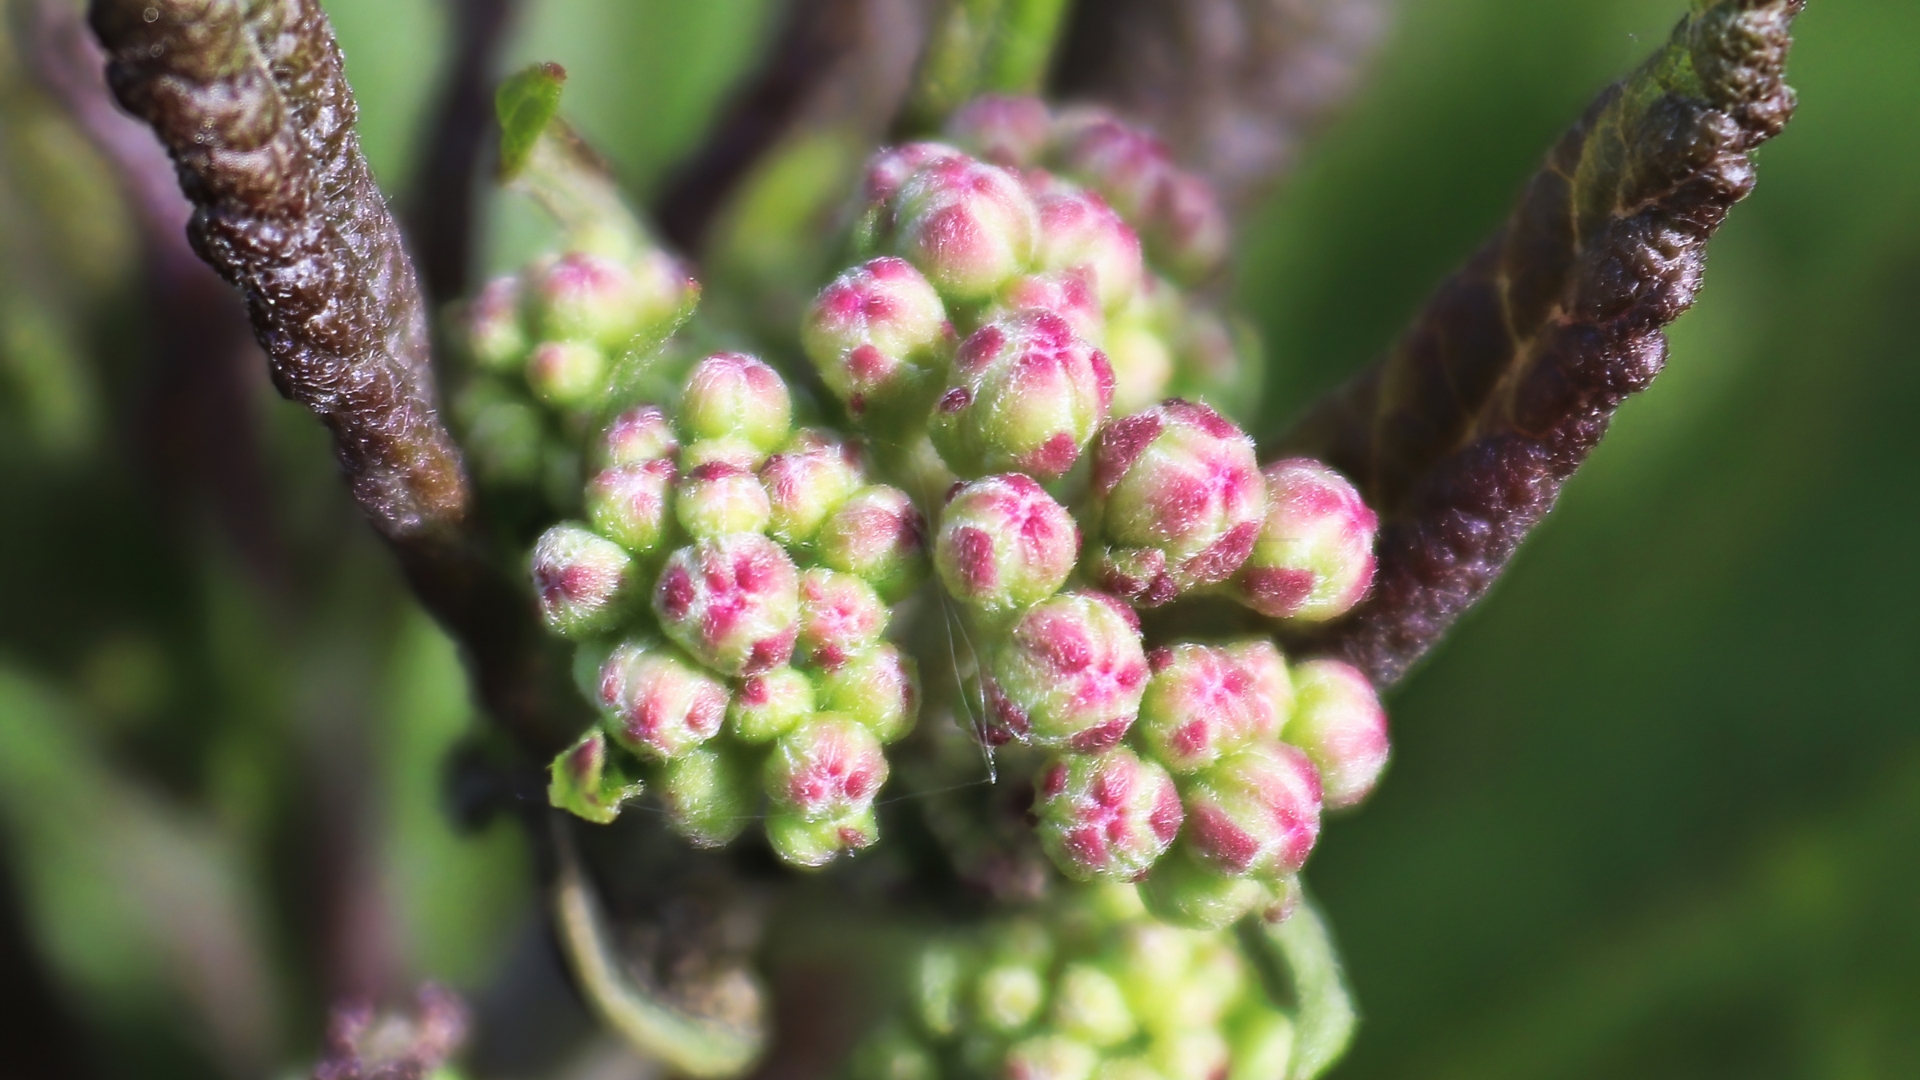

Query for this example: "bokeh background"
[1,0,1916,1077]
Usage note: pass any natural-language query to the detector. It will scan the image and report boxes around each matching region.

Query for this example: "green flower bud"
[1138,843,1272,931]
[530,523,634,638]
[931,313,1115,481]
[1231,459,1377,623]
[680,352,793,452]
[598,404,680,468]
[1226,1009,1294,1080]
[525,339,608,410]
[1032,186,1144,313]
[766,805,880,868]
[653,534,801,676]
[455,377,546,486]
[529,250,694,349]
[913,941,970,1038]
[1050,963,1135,1048]
[728,668,817,743]
[547,730,645,824]
[1102,297,1176,417]
[460,274,529,372]
[682,436,766,473]
[586,458,676,555]
[893,155,1039,303]
[1034,747,1182,882]
[815,485,928,603]
[1135,642,1287,775]
[975,962,1046,1035]
[1005,1036,1098,1080]
[802,257,953,431]
[659,743,757,847]
[675,461,773,538]
[820,644,919,743]
[596,639,730,760]
[1148,1029,1229,1080]
[761,431,866,548]
[935,474,1080,625]
[765,715,889,821]
[1284,658,1389,810]
[985,592,1147,752]
[798,568,889,669]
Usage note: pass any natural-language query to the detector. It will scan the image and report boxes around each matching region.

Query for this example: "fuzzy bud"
[798,568,890,669]
[1135,641,1289,774]
[675,461,773,538]
[1102,309,1176,416]
[1050,964,1135,1048]
[525,339,608,410]
[461,274,529,372]
[548,730,645,825]
[1054,113,1175,227]
[597,639,731,760]
[1284,659,1389,810]
[893,156,1039,302]
[1033,747,1183,882]
[820,644,919,743]
[680,352,793,452]
[815,486,928,603]
[767,806,880,868]
[975,963,1046,1035]
[1032,187,1144,312]
[653,534,801,676]
[1182,742,1322,879]
[931,313,1115,481]
[986,591,1148,752]
[862,142,967,214]
[586,458,676,556]
[529,252,640,346]
[728,668,817,743]
[1089,399,1265,605]
[598,405,679,468]
[994,270,1106,345]
[660,744,756,847]
[946,95,1054,167]
[531,523,634,637]
[802,258,953,430]
[1138,843,1272,931]
[761,432,865,548]
[935,474,1080,623]
[765,715,889,821]
[1144,172,1229,285]
[1232,459,1377,622]
[682,436,766,473]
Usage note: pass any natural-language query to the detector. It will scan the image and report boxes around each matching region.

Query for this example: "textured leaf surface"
[1278,0,1803,687]
[497,61,567,181]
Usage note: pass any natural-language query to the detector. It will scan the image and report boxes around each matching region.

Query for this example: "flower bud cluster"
[534,352,931,866]
[847,887,1304,1080]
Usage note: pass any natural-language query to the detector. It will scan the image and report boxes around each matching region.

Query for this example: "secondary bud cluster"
[533,352,930,866]
[847,888,1304,1080]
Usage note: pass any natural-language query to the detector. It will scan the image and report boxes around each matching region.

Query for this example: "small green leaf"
[548,729,645,824]
[1266,899,1357,1080]
[496,62,568,180]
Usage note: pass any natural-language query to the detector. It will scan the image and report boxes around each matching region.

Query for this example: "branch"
[1275,0,1803,686]
[1050,0,1391,211]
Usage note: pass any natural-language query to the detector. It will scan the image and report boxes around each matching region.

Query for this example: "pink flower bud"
[674,461,773,538]
[803,257,954,430]
[461,274,529,372]
[680,352,793,452]
[728,668,817,743]
[1182,742,1322,879]
[985,591,1148,752]
[528,250,695,349]
[815,485,928,603]
[861,141,967,212]
[1145,171,1229,285]
[1033,747,1183,882]
[597,639,731,760]
[766,806,880,868]
[1088,400,1265,605]
[760,432,866,548]
[820,644,920,743]
[893,156,1039,302]
[945,95,1054,167]
[765,715,890,821]
[525,339,608,410]
[1231,459,1377,622]
[586,458,676,556]
[598,405,679,468]
[931,312,1115,481]
[935,473,1079,623]
[682,436,766,473]
[798,568,889,669]
[994,270,1106,344]
[653,534,801,676]
[1053,113,1176,227]
[548,730,645,825]
[1032,187,1144,312]
[531,523,634,637]
[1284,659,1388,810]
[1135,641,1288,774]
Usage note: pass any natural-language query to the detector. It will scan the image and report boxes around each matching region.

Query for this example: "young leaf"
[496,61,568,181]
[1276,0,1804,687]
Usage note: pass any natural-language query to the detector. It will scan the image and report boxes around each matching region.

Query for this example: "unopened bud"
[1032,187,1144,312]
[1182,742,1322,879]
[1148,1029,1230,1080]
[1138,842,1272,930]
[679,352,793,452]
[675,461,773,538]
[798,568,889,669]
[1103,291,1177,415]
[862,142,967,215]
[1005,1036,1098,1080]
[653,535,800,676]
[461,274,529,372]
[975,963,1046,1034]
[935,474,1080,623]
[893,156,1039,302]
[525,339,608,410]
[1167,306,1255,416]
[531,523,634,637]
[598,405,679,468]
[1232,459,1377,622]
[986,591,1147,752]
[660,744,757,847]
[1144,171,1229,285]
[802,257,953,430]
[913,942,969,1038]
[455,378,546,486]
[1088,399,1264,606]
[765,715,889,821]
[548,730,645,824]
[1033,747,1182,881]
[994,270,1106,344]
[946,95,1054,167]
[761,432,865,548]
[1284,659,1388,810]
[931,313,1115,481]
[815,486,928,603]
[728,668,817,743]
[597,639,731,760]
[682,436,766,473]
[766,805,880,868]
[1050,964,1135,1048]
[1053,113,1175,227]
[586,458,676,556]
[820,644,919,743]
[529,252,641,346]
[1135,641,1287,774]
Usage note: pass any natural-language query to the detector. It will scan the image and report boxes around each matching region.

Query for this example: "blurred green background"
[1,0,1915,1077]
